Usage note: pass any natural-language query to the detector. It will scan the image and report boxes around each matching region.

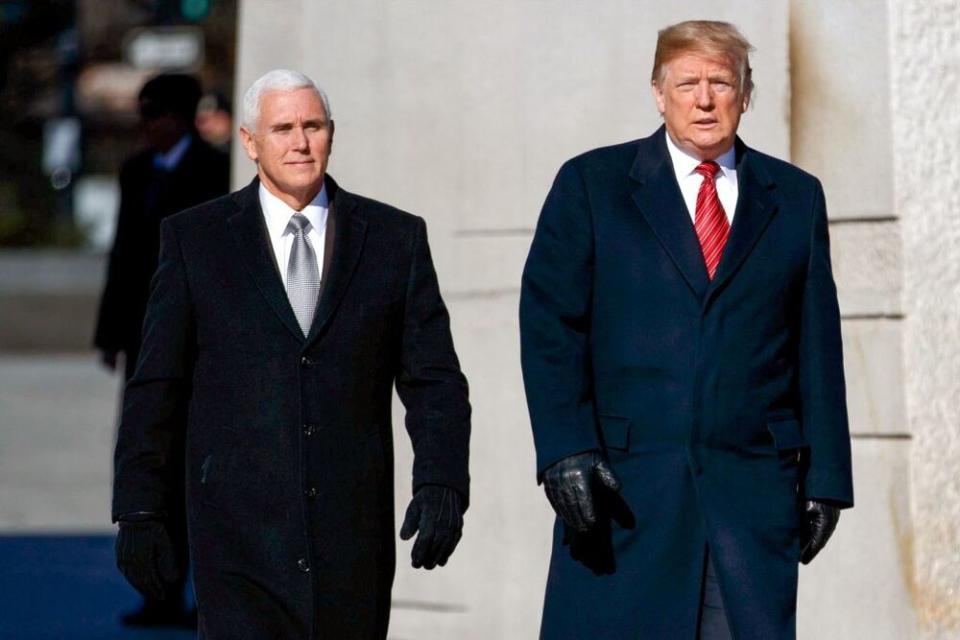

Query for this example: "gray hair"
[241,69,332,130]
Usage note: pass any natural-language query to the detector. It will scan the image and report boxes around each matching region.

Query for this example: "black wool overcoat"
[113,176,471,639]
[94,137,230,376]
[520,127,853,639]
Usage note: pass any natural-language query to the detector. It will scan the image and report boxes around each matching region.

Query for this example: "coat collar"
[628,126,778,303]
[305,176,367,348]
[709,138,778,296]
[629,126,710,299]
[227,175,367,346]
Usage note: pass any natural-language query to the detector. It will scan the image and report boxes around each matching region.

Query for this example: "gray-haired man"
[112,69,471,639]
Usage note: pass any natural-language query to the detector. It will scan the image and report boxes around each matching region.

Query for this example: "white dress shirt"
[664,132,739,225]
[259,182,329,289]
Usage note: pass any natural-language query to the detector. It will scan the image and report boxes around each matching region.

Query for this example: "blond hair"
[651,20,755,100]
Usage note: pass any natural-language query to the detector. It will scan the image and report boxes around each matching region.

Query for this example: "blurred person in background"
[94,72,230,628]
[195,91,233,153]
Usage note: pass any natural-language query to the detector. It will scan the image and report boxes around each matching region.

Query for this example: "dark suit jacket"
[520,127,852,639]
[94,136,230,378]
[112,177,471,639]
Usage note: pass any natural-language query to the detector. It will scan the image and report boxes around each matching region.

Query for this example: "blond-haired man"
[521,21,852,639]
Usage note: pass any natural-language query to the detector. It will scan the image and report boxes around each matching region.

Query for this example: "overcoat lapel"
[629,127,710,300]
[707,141,778,297]
[227,176,367,347]
[227,179,305,343]
[305,177,367,347]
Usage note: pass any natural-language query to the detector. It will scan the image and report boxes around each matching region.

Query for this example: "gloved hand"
[399,485,465,570]
[542,451,622,533]
[800,499,841,564]
[115,517,181,600]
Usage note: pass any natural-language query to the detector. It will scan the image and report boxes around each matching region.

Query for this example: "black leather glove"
[399,485,465,570]
[115,516,181,600]
[800,499,841,564]
[542,451,622,533]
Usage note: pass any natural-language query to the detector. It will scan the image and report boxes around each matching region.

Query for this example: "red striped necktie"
[694,160,730,280]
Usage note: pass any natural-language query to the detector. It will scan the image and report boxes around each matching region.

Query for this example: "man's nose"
[694,81,714,109]
[292,126,310,150]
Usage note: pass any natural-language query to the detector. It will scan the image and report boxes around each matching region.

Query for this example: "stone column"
[890,0,960,636]
[790,1,916,636]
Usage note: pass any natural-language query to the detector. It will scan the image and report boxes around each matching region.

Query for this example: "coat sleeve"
[395,217,471,501]
[798,180,854,508]
[111,219,195,520]
[519,159,600,479]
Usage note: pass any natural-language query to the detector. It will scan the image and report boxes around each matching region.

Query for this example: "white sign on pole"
[124,27,204,70]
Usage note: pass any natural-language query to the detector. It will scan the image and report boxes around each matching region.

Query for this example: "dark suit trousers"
[698,546,732,640]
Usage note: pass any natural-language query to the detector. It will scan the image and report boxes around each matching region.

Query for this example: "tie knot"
[286,213,312,235]
[695,161,720,180]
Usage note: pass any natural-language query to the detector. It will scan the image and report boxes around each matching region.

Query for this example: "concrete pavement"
[0,354,119,532]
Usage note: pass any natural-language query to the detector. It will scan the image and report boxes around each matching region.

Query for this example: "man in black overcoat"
[520,21,853,639]
[111,69,471,639]
[95,73,230,381]
[95,73,229,626]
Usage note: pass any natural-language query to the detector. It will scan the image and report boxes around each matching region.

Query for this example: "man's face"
[240,88,334,208]
[651,52,748,159]
[139,101,187,153]
[195,108,232,146]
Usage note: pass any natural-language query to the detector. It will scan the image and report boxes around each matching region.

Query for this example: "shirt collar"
[153,134,193,171]
[259,181,329,241]
[664,131,737,181]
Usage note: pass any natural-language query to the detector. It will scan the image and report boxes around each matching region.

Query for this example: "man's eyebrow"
[269,118,326,131]
[710,68,735,76]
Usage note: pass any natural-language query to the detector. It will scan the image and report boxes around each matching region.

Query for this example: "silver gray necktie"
[285,213,320,336]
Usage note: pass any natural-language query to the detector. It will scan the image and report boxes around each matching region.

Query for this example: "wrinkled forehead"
[258,88,329,123]
[662,50,739,79]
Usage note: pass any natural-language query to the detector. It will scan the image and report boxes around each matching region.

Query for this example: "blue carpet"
[0,535,194,640]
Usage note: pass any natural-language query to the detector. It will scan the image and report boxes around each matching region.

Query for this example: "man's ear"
[741,92,750,113]
[651,82,666,116]
[239,126,258,162]
[329,119,335,151]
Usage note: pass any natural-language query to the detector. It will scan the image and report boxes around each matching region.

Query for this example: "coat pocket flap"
[597,414,630,452]
[766,418,808,450]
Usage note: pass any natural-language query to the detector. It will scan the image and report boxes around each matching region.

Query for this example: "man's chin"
[689,136,733,158]
[279,176,325,193]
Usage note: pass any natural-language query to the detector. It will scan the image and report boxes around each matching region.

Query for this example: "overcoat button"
[300,356,312,366]
[305,486,318,498]
[303,424,315,436]
[297,558,310,572]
